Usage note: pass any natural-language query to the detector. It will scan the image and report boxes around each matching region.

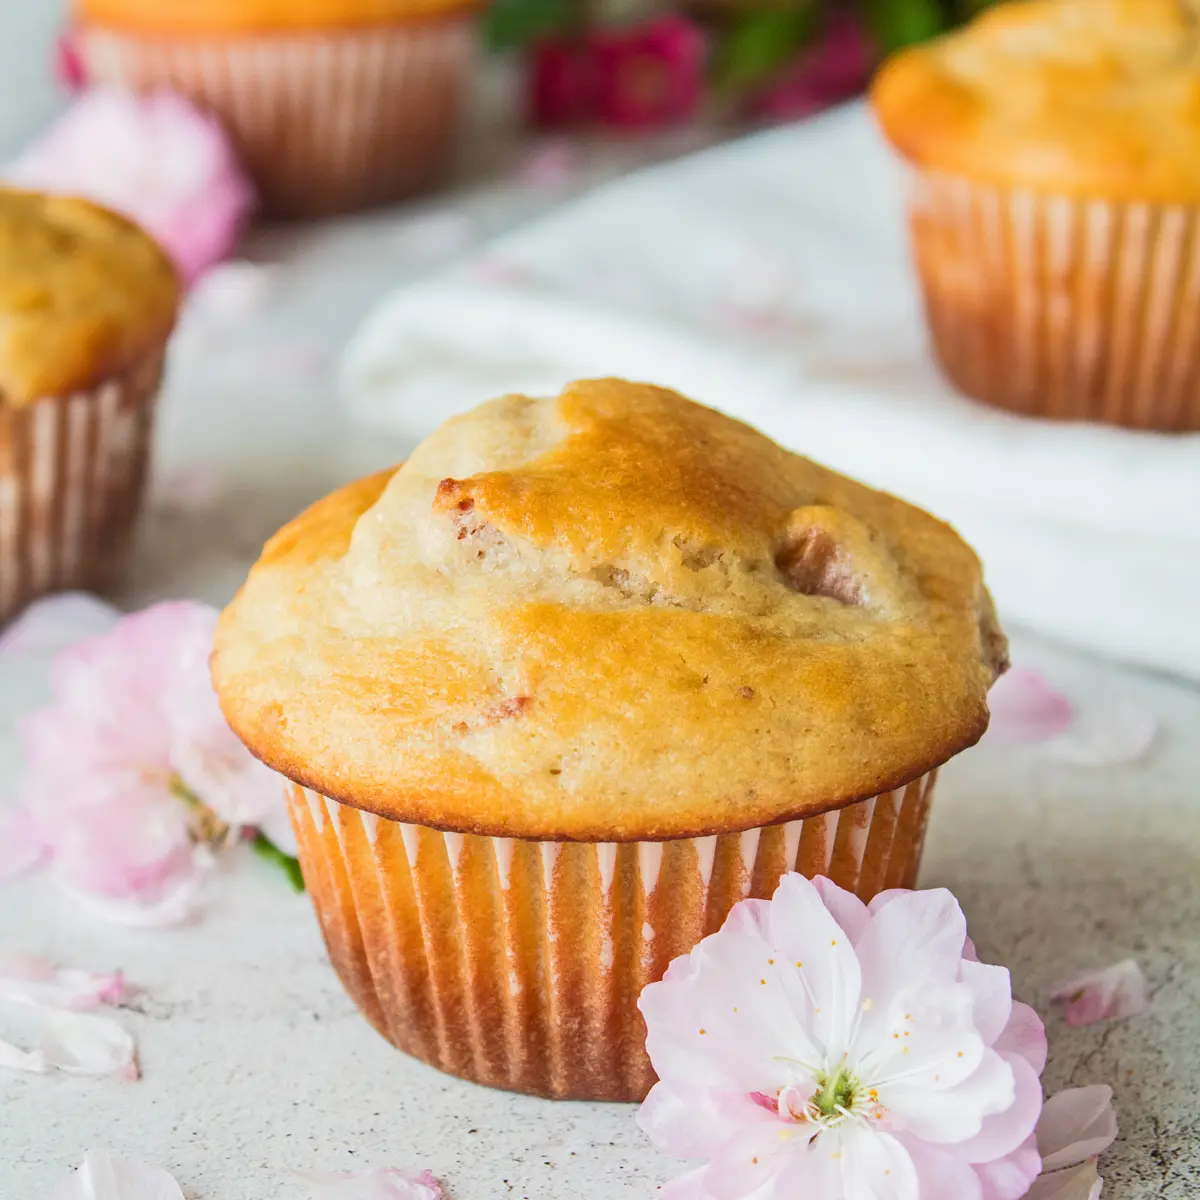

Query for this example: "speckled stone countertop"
[0,7,1198,1198]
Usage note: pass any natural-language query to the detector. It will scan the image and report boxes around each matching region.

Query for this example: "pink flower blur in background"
[592,16,707,130]
[748,13,876,122]
[530,16,706,131]
[7,89,255,284]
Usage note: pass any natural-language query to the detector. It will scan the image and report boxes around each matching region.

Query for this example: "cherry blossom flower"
[8,89,255,284]
[1051,961,1148,1028]
[592,16,707,130]
[49,1150,183,1200]
[1027,1087,1118,1200]
[638,874,1046,1200]
[12,601,295,923]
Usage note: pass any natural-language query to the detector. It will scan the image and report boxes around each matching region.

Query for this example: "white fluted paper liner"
[78,18,475,218]
[288,770,937,1100]
[910,170,1200,431]
[0,353,162,624]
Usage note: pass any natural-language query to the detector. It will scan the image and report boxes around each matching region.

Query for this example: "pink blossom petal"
[986,669,1075,745]
[638,1080,773,1160]
[54,32,89,94]
[295,1167,443,1199]
[1037,1087,1118,1171]
[8,89,256,284]
[0,806,48,882]
[1051,961,1148,1027]
[49,1149,184,1200]
[0,955,127,1010]
[0,1011,137,1079]
[994,1000,1048,1076]
[0,593,121,659]
[1042,703,1158,767]
[973,1133,1042,1200]
[810,874,870,943]
[518,141,581,191]
[0,1035,46,1073]
[1026,1161,1103,1200]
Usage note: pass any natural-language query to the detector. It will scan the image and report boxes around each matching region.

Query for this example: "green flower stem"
[251,833,306,893]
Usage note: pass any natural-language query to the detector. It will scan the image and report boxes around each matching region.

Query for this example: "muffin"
[73,0,480,219]
[0,190,178,624]
[872,0,1200,431]
[213,379,1007,1101]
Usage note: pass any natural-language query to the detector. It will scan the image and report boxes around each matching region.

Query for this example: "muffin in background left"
[71,0,483,219]
[0,189,179,624]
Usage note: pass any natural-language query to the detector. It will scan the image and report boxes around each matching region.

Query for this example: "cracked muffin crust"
[214,379,1007,841]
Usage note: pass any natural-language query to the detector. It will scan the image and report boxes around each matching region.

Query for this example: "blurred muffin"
[212,378,1007,1101]
[74,0,481,218]
[0,189,178,622]
[873,0,1200,430]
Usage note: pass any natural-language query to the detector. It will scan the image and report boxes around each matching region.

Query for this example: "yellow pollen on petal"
[893,1033,900,1039]
[761,978,767,985]
[795,961,803,968]
[831,939,838,946]
[768,958,775,965]
[958,1051,964,1058]
[862,998,873,1011]
[733,1007,738,1013]
[903,1047,910,1055]
[904,1031,910,1037]
[699,1028,706,1035]
[752,1157,758,1165]
[831,1152,842,1160]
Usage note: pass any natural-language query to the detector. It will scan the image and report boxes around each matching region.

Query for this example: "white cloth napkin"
[341,104,1200,682]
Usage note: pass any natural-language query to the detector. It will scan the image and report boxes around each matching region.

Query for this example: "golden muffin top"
[76,0,480,35]
[0,190,179,406]
[213,380,1007,841]
[871,0,1200,203]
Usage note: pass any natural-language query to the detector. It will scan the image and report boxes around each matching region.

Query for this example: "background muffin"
[213,378,1007,1101]
[0,189,178,623]
[872,0,1200,431]
[74,0,481,218]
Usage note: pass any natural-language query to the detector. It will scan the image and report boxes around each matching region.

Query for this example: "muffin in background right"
[872,0,1200,432]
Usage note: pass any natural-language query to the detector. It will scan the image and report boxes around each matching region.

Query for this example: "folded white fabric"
[341,103,1200,681]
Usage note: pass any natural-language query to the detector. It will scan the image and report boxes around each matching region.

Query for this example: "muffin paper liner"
[289,770,937,1101]
[909,170,1200,431]
[78,18,474,218]
[0,353,162,624]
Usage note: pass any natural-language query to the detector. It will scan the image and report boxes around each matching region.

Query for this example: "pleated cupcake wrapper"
[289,770,937,1101]
[0,354,161,624]
[909,170,1200,431]
[78,18,475,218]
